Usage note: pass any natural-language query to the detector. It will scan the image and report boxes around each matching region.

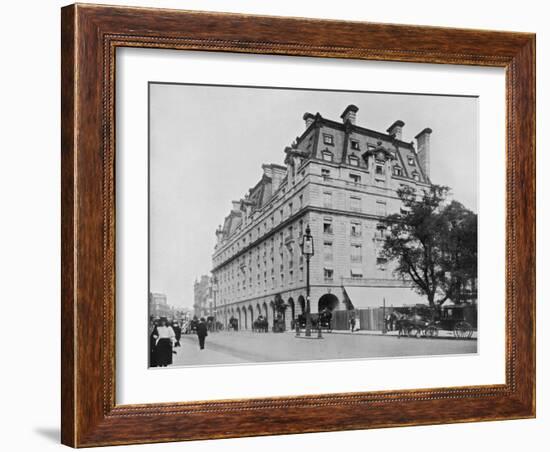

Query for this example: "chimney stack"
[387,120,405,140]
[231,200,241,212]
[415,128,433,179]
[303,112,315,129]
[340,104,359,125]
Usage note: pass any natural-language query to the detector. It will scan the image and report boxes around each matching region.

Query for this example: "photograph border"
[61,3,535,447]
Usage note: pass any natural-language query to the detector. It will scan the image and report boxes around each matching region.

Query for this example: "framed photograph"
[61,3,535,447]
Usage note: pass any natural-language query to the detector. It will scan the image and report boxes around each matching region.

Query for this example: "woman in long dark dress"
[149,322,159,367]
[152,318,176,367]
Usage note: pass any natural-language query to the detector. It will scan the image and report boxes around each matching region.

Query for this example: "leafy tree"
[379,184,477,309]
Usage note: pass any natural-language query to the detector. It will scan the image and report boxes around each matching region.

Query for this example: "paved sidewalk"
[322,329,478,339]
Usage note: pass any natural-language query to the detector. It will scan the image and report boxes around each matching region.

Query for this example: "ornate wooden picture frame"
[61,3,535,447]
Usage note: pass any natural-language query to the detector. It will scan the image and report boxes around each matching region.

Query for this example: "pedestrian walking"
[152,317,176,367]
[172,321,182,347]
[196,317,208,350]
[149,318,159,367]
[349,312,356,333]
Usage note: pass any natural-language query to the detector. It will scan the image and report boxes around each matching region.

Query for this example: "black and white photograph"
[147,83,478,368]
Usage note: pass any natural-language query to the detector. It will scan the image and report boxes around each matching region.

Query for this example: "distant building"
[211,105,431,330]
[149,292,173,319]
[193,275,212,318]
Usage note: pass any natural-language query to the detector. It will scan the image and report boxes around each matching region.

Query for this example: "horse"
[395,312,429,338]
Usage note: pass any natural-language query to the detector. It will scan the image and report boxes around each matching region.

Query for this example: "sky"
[149,83,478,308]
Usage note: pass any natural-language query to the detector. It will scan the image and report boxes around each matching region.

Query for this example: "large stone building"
[211,105,430,330]
[149,292,173,319]
[193,275,213,318]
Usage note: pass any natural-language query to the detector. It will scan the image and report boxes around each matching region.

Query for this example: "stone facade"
[211,105,430,330]
[149,292,173,319]
[193,275,212,318]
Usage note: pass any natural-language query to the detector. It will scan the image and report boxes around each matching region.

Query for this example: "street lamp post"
[212,276,218,332]
[300,224,314,337]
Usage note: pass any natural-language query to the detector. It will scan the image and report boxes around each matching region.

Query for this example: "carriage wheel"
[454,321,473,339]
[408,326,421,338]
[425,325,439,338]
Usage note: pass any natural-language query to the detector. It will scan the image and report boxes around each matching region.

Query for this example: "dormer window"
[322,150,334,162]
[323,134,334,145]
[412,171,420,181]
[393,166,403,176]
[407,155,416,166]
[348,155,359,166]
[350,140,360,150]
[375,164,385,175]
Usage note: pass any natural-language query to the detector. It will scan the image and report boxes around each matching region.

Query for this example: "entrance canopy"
[343,286,425,309]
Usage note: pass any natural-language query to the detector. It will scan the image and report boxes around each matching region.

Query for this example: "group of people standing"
[149,317,209,367]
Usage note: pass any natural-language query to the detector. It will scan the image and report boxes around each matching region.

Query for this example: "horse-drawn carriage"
[252,316,269,333]
[183,318,198,334]
[294,309,333,332]
[394,304,474,339]
[228,316,239,331]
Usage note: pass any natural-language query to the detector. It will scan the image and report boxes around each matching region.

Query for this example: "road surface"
[172,330,476,367]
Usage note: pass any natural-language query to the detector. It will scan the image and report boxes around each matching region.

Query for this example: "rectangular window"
[289,270,294,283]
[323,133,334,145]
[321,168,331,179]
[323,217,333,234]
[351,221,362,237]
[408,156,416,166]
[323,241,333,261]
[375,164,385,175]
[288,202,293,216]
[394,166,403,176]
[351,244,362,263]
[350,267,363,279]
[377,257,388,270]
[349,173,361,184]
[322,151,333,162]
[350,140,360,150]
[376,200,387,217]
[299,194,303,209]
[350,196,361,212]
[323,191,333,208]
[324,267,334,281]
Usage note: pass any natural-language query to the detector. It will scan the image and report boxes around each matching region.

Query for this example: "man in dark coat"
[196,317,208,350]
[172,321,182,347]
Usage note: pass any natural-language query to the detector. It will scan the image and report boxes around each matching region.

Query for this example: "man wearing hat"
[196,317,208,350]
